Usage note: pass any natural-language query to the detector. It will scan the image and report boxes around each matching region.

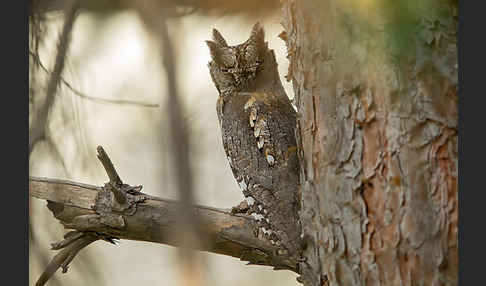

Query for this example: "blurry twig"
[158,13,196,210]
[133,1,205,284]
[157,14,204,286]
[31,0,280,18]
[46,136,69,176]
[135,0,198,237]
[35,232,100,286]
[30,231,63,286]
[29,4,104,286]
[29,4,78,286]
[29,50,160,108]
[29,0,79,156]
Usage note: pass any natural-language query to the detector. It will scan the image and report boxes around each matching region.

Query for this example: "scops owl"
[206,23,300,261]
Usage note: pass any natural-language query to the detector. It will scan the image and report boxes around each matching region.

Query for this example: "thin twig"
[35,232,99,286]
[51,231,85,250]
[30,231,63,286]
[96,146,127,204]
[29,50,160,108]
[96,146,122,186]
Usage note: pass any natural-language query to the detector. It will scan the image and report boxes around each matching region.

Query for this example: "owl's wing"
[218,91,297,188]
[217,91,300,247]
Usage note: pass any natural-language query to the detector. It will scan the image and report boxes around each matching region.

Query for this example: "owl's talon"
[231,200,249,214]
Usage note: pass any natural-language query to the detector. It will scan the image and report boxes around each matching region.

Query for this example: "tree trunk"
[281,0,458,285]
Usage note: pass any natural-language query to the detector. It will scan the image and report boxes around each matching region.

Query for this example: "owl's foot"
[231,200,249,214]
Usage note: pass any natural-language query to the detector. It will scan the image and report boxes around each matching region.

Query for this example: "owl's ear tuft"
[206,40,219,59]
[212,29,228,47]
[248,22,265,51]
[206,40,235,67]
[245,22,266,63]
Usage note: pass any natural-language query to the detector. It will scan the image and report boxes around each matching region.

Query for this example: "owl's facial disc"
[207,23,266,94]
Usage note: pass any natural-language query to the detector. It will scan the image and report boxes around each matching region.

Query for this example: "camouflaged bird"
[206,23,301,264]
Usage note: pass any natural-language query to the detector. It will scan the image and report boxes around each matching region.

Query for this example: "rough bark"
[281,0,458,285]
[29,176,299,271]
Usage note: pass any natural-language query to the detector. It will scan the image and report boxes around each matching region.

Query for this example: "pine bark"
[281,0,458,285]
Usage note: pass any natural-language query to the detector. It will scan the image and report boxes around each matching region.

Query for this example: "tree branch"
[29,176,298,272]
[34,232,100,286]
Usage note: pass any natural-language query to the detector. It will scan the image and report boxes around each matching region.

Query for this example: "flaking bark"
[281,0,458,285]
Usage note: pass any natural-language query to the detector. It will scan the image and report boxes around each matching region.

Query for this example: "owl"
[206,23,301,262]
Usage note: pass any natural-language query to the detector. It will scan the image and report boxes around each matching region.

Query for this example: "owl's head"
[206,22,267,96]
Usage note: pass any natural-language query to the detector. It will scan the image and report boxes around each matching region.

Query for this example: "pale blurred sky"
[30,10,298,286]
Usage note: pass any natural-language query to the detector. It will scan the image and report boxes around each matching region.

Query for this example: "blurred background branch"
[29,2,80,286]
[30,0,280,18]
[29,50,160,107]
[133,1,204,284]
[29,0,78,156]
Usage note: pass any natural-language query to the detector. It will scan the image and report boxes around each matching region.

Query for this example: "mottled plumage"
[207,23,300,262]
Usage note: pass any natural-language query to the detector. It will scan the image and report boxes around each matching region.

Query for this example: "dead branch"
[29,176,298,267]
[30,146,298,285]
[34,232,100,286]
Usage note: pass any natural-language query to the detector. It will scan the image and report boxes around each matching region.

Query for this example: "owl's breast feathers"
[218,91,300,251]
